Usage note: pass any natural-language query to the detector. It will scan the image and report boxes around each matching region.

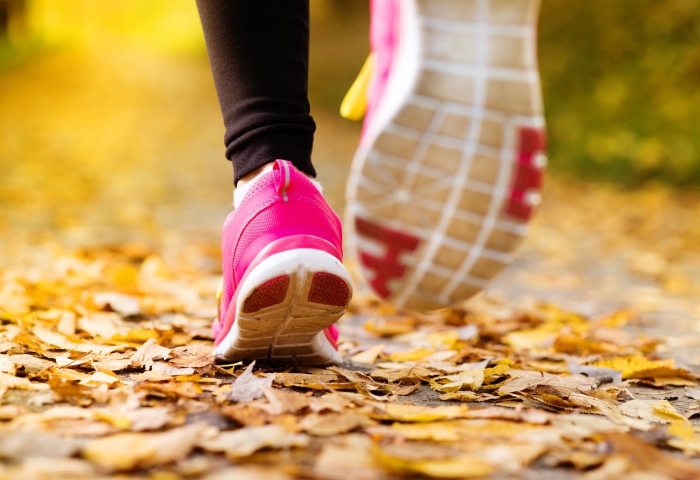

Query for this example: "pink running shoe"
[345,0,547,311]
[213,160,352,366]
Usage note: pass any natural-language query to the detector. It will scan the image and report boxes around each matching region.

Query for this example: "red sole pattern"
[242,275,290,313]
[307,272,351,307]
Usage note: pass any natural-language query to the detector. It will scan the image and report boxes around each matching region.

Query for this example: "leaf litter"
[0,237,699,478]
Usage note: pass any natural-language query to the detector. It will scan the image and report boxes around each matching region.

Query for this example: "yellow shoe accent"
[340,53,375,121]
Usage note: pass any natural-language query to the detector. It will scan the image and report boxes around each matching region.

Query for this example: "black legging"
[195,0,316,185]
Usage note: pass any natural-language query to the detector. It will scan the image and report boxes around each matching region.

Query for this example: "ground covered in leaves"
[3,44,700,480]
[2,233,700,480]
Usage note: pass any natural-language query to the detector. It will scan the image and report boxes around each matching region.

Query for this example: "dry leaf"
[33,326,118,354]
[10,354,55,374]
[92,292,141,316]
[376,442,495,478]
[226,361,274,403]
[130,338,170,367]
[298,412,370,436]
[82,422,213,471]
[350,343,385,365]
[151,362,195,376]
[375,403,470,422]
[591,356,695,380]
[619,399,686,424]
[198,425,308,458]
[262,387,309,415]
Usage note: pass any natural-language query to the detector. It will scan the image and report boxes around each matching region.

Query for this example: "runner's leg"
[195,0,316,185]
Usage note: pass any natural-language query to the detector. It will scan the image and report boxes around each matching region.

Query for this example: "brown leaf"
[170,343,213,368]
[130,338,170,367]
[298,412,371,436]
[151,362,195,376]
[605,432,700,480]
[135,381,202,399]
[274,372,338,387]
[221,403,272,427]
[262,387,309,415]
[225,361,274,403]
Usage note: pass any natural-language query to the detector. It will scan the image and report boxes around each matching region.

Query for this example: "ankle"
[233,161,322,209]
[237,162,315,188]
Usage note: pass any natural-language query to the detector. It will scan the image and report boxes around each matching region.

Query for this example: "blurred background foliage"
[1,0,700,189]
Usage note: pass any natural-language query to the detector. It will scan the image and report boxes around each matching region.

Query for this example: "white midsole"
[214,248,352,360]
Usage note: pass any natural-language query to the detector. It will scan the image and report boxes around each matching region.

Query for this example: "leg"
[196,0,316,185]
[197,1,352,366]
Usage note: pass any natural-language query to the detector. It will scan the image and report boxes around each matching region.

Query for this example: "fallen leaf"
[92,292,141,316]
[198,425,308,458]
[82,422,213,471]
[151,362,195,376]
[11,354,56,374]
[464,406,550,424]
[684,387,700,401]
[389,348,436,362]
[130,338,170,367]
[591,355,695,380]
[79,371,120,385]
[130,370,172,382]
[273,372,338,387]
[375,403,470,422]
[32,326,118,354]
[350,343,385,365]
[619,399,685,424]
[298,411,370,435]
[262,387,309,414]
[315,437,377,480]
[225,361,274,403]
[169,343,214,368]
[375,442,495,478]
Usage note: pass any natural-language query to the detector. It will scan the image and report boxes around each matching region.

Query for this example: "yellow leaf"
[427,331,460,350]
[391,421,460,442]
[83,433,156,470]
[439,391,479,402]
[652,401,688,423]
[389,348,436,363]
[377,403,469,422]
[503,327,558,351]
[593,309,633,328]
[484,364,510,379]
[431,370,484,393]
[111,328,160,343]
[79,371,120,385]
[365,317,416,336]
[668,420,695,441]
[110,264,139,289]
[590,355,684,379]
[375,447,494,479]
[94,411,132,430]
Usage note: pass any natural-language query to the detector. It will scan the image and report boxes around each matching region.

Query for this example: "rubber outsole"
[213,248,352,366]
[346,0,546,311]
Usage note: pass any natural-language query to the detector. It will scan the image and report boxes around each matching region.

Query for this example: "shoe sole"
[213,248,352,366]
[346,0,546,311]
